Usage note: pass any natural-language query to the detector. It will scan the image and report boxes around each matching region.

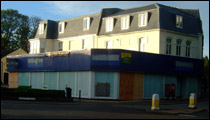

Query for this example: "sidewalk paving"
[1,96,209,116]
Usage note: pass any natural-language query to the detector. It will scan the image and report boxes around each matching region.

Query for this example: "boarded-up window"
[95,83,110,97]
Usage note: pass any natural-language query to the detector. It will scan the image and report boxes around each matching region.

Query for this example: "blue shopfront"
[7,49,203,100]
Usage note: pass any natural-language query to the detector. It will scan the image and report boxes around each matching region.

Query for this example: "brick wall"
[9,72,18,88]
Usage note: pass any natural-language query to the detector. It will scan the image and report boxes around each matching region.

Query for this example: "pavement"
[2,95,209,116]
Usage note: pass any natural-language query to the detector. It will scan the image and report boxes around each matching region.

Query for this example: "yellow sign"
[121,52,131,64]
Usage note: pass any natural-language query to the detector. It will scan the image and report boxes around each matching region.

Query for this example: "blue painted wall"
[7,50,91,72]
[91,49,203,77]
[8,49,203,77]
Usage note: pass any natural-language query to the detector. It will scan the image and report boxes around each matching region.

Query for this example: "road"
[1,100,209,119]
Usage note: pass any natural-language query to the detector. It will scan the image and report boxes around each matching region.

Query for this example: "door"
[4,73,8,85]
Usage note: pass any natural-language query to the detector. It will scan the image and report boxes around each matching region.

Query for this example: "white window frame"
[106,17,113,32]
[69,41,71,50]
[30,40,40,54]
[38,24,44,34]
[166,38,172,55]
[40,41,45,53]
[139,37,147,52]
[186,41,191,57]
[59,22,65,34]
[176,39,182,56]
[138,12,148,27]
[121,15,130,30]
[106,40,112,49]
[83,17,90,30]
[82,39,88,49]
[176,15,183,28]
[58,42,63,51]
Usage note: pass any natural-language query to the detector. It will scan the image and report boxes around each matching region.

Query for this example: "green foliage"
[1,87,65,98]
[203,56,209,80]
[1,9,42,53]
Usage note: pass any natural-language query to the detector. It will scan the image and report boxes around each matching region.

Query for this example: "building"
[29,3,203,59]
[7,3,204,100]
[1,48,27,85]
[7,49,203,100]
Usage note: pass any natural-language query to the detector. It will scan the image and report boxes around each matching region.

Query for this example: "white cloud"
[43,1,104,17]
[42,1,149,18]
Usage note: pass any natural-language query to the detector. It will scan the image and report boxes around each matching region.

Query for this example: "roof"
[34,3,203,39]
[1,49,17,59]
[107,3,158,17]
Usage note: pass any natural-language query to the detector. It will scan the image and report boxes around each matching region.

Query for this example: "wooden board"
[9,72,18,88]
[119,72,134,100]
[133,73,143,101]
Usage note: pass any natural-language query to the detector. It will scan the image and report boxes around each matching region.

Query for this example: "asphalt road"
[1,100,209,119]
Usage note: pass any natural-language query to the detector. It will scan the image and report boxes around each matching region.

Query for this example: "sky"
[1,1,209,58]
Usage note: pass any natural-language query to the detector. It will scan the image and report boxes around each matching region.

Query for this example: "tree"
[1,9,22,51]
[1,9,42,53]
[15,15,30,52]
[203,56,209,85]
[29,16,41,39]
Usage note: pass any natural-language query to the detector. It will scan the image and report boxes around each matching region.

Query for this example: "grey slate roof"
[157,3,203,35]
[34,3,203,39]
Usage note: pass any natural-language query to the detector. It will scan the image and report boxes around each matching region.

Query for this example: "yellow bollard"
[189,93,197,109]
[151,94,160,110]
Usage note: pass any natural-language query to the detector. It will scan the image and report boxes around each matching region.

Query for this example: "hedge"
[1,86,65,98]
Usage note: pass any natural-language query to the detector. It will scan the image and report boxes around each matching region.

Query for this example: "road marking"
[178,114,196,117]
[19,97,36,101]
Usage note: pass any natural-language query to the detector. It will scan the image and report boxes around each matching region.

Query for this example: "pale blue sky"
[1,1,209,58]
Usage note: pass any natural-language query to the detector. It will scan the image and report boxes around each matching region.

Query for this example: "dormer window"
[106,17,113,32]
[83,17,90,30]
[121,15,130,30]
[59,22,65,34]
[176,15,183,28]
[138,12,148,27]
[38,23,44,34]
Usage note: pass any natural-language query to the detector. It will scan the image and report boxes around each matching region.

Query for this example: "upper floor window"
[139,37,147,52]
[166,38,172,55]
[58,42,63,51]
[106,40,112,49]
[106,17,113,32]
[176,39,182,56]
[121,15,130,30]
[138,12,148,27]
[176,15,183,28]
[30,40,40,54]
[186,41,191,57]
[82,39,88,49]
[40,41,45,53]
[38,24,44,34]
[69,41,71,50]
[83,17,90,30]
[59,22,65,34]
